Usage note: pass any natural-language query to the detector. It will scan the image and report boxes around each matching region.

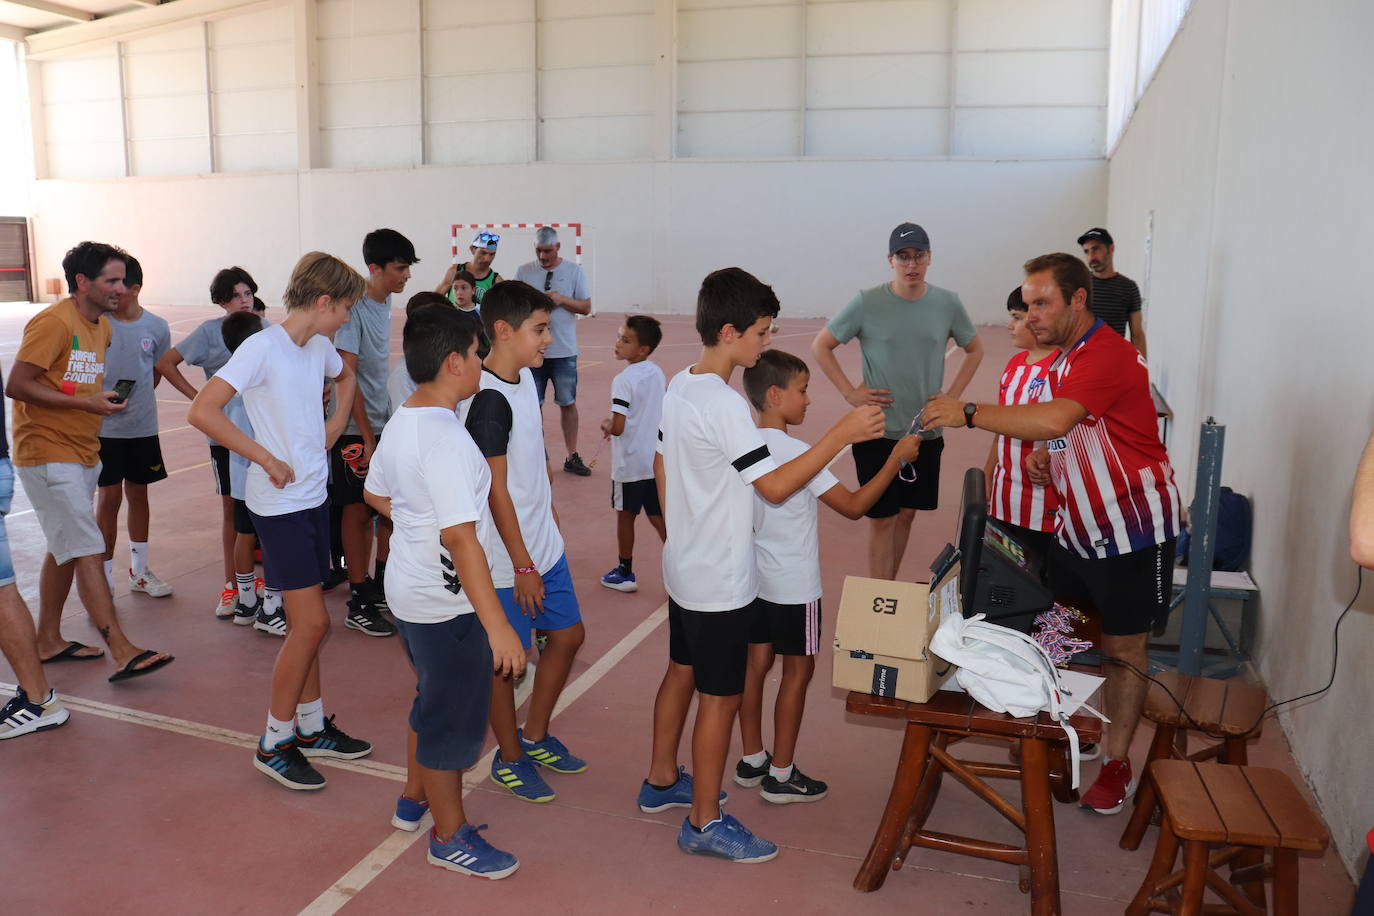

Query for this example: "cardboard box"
[833,565,960,703]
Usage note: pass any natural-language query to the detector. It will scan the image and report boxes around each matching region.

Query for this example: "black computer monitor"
[951,467,1053,632]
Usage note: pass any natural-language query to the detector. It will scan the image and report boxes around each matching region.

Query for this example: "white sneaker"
[129,568,173,598]
[0,689,71,740]
[215,583,237,619]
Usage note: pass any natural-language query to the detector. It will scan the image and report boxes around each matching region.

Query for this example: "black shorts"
[209,445,232,496]
[395,614,493,771]
[232,499,256,536]
[249,500,332,591]
[748,597,822,656]
[611,478,661,516]
[1046,539,1177,636]
[667,599,755,696]
[328,435,369,506]
[97,436,168,487]
[852,436,944,518]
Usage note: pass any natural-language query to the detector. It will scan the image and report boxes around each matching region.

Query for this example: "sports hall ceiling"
[0,0,177,39]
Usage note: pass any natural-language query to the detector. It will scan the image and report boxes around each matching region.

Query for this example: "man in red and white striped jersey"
[923,252,1181,817]
[983,287,1058,557]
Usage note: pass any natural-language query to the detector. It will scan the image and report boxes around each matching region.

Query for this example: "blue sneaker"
[600,567,637,592]
[518,728,587,774]
[392,795,430,831]
[677,812,778,863]
[490,753,555,803]
[427,824,519,880]
[638,766,728,813]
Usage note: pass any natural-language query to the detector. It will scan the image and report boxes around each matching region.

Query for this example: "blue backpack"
[1176,487,1252,572]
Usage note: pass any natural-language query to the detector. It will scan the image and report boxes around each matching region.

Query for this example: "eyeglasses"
[893,251,931,265]
[474,232,500,246]
[544,270,553,292]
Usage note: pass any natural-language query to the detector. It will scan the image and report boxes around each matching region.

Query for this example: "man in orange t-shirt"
[5,241,173,683]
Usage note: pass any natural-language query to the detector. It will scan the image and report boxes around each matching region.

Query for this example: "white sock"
[263,713,293,750]
[742,750,769,768]
[103,559,114,589]
[236,573,256,605]
[130,541,148,575]
[264,588,282,614]
[296,697,325,735]
[769,763,794,782]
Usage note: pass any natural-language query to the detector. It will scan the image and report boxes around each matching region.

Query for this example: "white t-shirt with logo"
[458,367,565,587]
[752,429,839,606]
[610,359,665,483]
[365,406,492,624]
[216,325,342,517]
[659,368,778,612]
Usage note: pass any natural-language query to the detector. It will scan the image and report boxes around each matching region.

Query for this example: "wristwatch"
[963,403,978,428]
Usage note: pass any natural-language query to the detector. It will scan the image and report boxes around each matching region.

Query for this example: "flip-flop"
[108,650,175,683]
[41,641,105,663]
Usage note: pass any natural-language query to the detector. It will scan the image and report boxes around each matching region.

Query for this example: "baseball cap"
[1076,227,1113,246]
[889,222,930,254]
[471,231,500,250]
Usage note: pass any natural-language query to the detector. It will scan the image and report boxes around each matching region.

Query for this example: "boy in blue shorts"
[734,350,918,803]
[365,304,526,878]
[190,252,373,790]
[458,280,587,804]
[641,268,884,862]
[599,315,666,592]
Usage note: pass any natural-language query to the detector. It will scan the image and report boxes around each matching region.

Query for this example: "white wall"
[29,157,1105,322]
[1107,0,1374,877]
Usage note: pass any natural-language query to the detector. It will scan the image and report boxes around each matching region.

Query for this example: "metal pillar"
[1177,419,1225,676]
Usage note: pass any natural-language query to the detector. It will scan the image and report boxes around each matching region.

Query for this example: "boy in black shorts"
[95,255,174,598]
[365,305,525,878]
[642,268,883,862]
[189,252,372,790]
[734,350,917,803]
[599,316,666,592]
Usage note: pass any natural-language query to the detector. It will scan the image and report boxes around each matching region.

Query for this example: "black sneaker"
[345,598,395,637]
[563,452,592,477]
[233,596,262,627]
[760,765,828,804]
[734,752,772,788]
[356,577,389,611]
[254,739,326,791]
[295,714,372,760]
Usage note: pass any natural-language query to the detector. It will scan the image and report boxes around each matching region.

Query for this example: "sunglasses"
[544,270,553,292]
[474,232,500,246]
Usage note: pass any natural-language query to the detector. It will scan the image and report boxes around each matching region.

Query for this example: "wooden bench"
[1121,672,1268,851]
[1127,760,1328,915]
[848,690,1102,916]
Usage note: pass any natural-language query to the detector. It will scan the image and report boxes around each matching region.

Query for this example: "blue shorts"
[0,459,15,587]
[395,614,493,771]
[249,500,331,591]
[496,553,582,649]
[530,355,578,406]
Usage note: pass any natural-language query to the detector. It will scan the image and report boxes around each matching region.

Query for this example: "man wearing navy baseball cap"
[811,223,983,580]
[1077,227,1147,359]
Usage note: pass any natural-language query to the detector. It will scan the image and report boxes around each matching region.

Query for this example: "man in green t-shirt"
[811,222,983,580]
[436,230,502,304]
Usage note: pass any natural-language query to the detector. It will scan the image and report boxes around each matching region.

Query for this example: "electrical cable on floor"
[1098,565,1362,742]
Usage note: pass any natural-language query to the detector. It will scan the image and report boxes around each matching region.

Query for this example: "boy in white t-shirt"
[640,268,884,863]
[734,350,918,803]
[598,315,666,592]
[458,280,587,804]
[364,305,525,879]
[189,252,373,791]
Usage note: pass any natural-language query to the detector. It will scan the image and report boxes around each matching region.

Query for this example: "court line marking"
[167,460,210,476]
[0,659,542,784]
[297,602,669,916]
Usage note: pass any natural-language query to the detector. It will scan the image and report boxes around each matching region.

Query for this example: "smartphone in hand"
[111,378,136,404]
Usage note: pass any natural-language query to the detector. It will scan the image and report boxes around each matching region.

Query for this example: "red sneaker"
[1080,759,1136,815]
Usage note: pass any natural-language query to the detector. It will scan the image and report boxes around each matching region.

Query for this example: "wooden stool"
[848,690,1102,916]
[1127,760,1328,915]
[1121,673,1267,851]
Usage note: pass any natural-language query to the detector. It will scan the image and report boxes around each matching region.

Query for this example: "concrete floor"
[0,301,1356,914]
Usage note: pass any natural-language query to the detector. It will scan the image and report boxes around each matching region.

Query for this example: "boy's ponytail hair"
[283,251,365,312]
